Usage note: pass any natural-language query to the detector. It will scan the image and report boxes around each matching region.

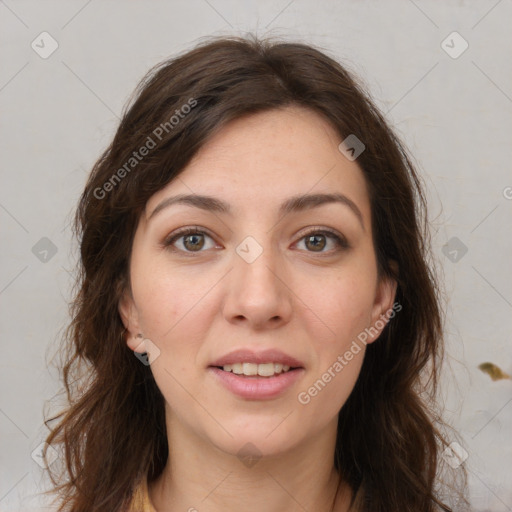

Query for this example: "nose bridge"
[224,233,292,327]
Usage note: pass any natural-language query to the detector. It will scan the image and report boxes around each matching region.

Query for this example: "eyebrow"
[148,192,365,229]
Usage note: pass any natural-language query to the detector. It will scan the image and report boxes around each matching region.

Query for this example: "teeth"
[221,362,292,377]
[257,363,274,377]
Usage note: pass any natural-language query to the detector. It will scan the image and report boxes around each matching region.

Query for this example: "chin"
[219,437,297,463]
[207,419,303,460]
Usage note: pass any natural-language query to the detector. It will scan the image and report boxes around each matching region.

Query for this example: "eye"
[163,227,218,253]
[295,228,349,254]
[163,226,349,256]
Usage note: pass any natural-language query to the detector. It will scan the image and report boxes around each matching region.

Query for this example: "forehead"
[146,106,371,220]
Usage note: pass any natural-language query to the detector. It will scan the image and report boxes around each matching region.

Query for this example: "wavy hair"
[43,34,468,511]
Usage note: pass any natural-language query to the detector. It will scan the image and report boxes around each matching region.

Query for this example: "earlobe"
[118,290,141,351]
[367,271,398,344]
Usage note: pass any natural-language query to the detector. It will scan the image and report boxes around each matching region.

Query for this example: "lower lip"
[208,367,305,400]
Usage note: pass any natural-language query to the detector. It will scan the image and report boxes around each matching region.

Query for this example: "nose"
[222,239,293,330]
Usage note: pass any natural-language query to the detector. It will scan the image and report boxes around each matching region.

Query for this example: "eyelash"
[162,226,349,256]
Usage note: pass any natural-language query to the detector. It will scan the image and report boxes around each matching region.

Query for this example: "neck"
[149,408,352,512]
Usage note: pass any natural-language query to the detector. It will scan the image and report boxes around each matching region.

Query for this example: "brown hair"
[44,34,468,511]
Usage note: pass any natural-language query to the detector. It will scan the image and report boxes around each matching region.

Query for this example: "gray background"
[1,1,511,510]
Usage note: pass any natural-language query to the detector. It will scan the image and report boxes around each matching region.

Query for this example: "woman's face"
[120,106,396,458]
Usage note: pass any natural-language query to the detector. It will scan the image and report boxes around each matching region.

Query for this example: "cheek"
[306,268,377,347]
[131,256,209,339]
[296,335,365,430]
[134,269,209,411]
[130,260,220,399]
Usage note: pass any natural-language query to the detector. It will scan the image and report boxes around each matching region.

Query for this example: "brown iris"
[305,233,326,252]
[183,233,205,251]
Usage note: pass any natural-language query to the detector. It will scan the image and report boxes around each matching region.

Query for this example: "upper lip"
[209,349,304,368]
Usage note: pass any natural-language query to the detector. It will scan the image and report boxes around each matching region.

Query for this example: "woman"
[44,35,468,511]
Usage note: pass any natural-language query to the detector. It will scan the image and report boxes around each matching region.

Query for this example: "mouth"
[208,363,305,400]
[208,349,305,399]
[211,362,302,378]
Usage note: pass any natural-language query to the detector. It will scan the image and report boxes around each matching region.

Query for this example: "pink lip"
[208,367,305,400]
[209,348,304,368]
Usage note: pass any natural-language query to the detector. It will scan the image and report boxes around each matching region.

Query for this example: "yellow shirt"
[127,475,156,512]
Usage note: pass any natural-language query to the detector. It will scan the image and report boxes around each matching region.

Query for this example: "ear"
[118,288,143,352]
[366,263,399,344]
